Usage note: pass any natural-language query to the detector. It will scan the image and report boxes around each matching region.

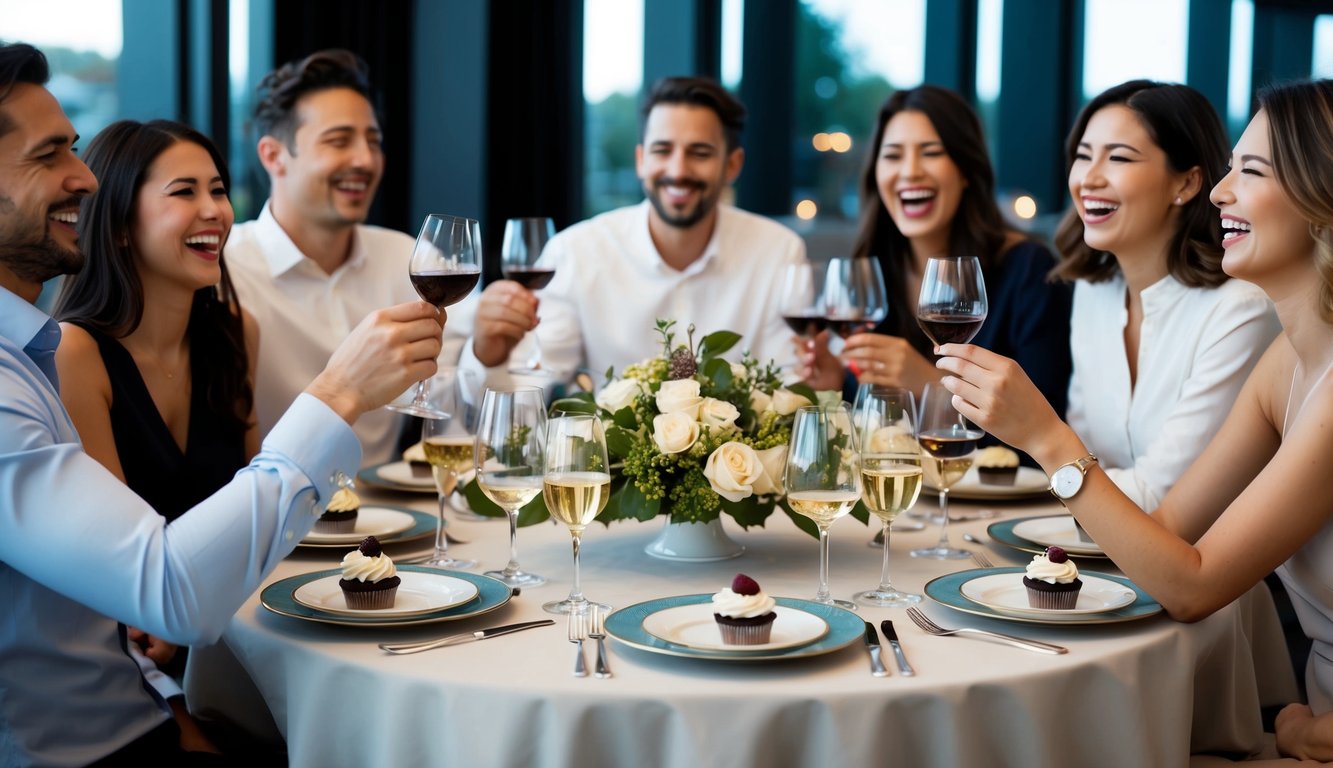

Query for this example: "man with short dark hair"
[464,75,807,387]
[228,49,472,464]
[0,42,443,765]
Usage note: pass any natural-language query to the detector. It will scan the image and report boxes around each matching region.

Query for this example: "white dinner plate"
[301,507,417,545]
[641,604,828,652]
[959,572,1136,617]
[377,460,436,488]
[1011,516,1104,555]
[292,571,479,618]
[924,466,1049,500]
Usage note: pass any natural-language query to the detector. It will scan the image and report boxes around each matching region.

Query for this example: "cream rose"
[596,378,642,413]
[703,441,762,502]
[729,362,748,381]
[750,445,788,496]
[698,397,740,431]
[652,412,699,455]
[656,379,703,417]
[771,388,812,416]
[750,388,773,415]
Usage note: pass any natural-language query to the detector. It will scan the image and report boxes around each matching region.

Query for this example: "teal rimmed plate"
[925,567,1162,625]
[357,461,436,494]
[988,515,1110,560]
[260,566,512,627]
[605,594,862,661]
[298,506,435,549]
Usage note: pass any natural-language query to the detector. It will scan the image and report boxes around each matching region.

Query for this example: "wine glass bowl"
[916,255,988,348]
[778,262,827,340]
[502,217,557,376]
[475,386,547,588]
[853,386,923,607]
[784,403,862,609]
[542,414,613,615]
[910,383,982,560]
[390,214,482,419]
[824,257,888,340]
[417,368,479,569]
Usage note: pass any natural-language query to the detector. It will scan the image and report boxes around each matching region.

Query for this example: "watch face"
[1052,465,1082,498]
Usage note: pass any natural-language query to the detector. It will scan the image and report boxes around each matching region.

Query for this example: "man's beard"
[646,177,718,229]
[0,236,84,283]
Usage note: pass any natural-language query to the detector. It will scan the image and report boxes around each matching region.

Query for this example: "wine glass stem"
[502,508,521,576]
[528,331,543,370]
[935,488,953,550]
[816,525,832,603]
[433,492,450,558]
[567,530,585,604]
[877,520,895,592]
[411,378,431,407]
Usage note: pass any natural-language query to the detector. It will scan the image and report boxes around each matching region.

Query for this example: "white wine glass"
[541,414,612,615]
[389,214,483,419]
[854,386,923,606]
[824,257,888,341]
[784,403,861,609]
[853,382,925,534]
[418,368,478,569]
[915,255,987,347]
[501,217,556,376]
[474,386,547,588]
[910,382,982,560]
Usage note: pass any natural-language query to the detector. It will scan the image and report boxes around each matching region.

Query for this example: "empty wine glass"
[502,217,557,376]
[824,257,888,341]
[784,403,861,610]
[475,386,547,588]
[541,414,613,615]
[854,386,923,606]
[418,368,478,569]
[911,383,983,560]
[915,255,988,348]
[389,214,482,419]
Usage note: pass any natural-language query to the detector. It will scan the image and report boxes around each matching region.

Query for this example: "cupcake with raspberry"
[339,536,400,610]
[712,573,777,645]
[1022,546,1082,609]
[315,486,360,534]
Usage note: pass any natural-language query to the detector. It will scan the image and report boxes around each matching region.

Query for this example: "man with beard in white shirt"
[227,49,474,465]
[463,76,807,389]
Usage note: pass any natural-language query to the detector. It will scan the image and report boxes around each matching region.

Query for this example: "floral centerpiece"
[463,320,865,538]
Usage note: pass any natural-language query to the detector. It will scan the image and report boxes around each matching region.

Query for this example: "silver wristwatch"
[1049,454,1099,501]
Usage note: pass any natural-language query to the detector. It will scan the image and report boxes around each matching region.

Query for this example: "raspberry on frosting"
[731,573,760,596]
[359,536,383,558]
[1046,546,1068,564]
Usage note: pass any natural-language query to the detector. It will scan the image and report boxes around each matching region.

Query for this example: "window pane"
[722,0,744,91]
[1082,0,1188,99]
[1315,14,1333,78]
[1228,0,1255,135]
[583,0,645,218]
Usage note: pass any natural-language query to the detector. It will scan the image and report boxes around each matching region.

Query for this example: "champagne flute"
[784,403,861,609]
[915,255,988,347]
[541,414,612,615]
[418,368,478,569]
[853,386,923,606]
[778,262,827,340]
[501,217,557,376]
[910,383,982,560]
[475,386,547,587]
[824,257,888,341]
[389,214,483,419]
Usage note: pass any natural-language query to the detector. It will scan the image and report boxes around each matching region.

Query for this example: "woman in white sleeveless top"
[936,79,1333,761]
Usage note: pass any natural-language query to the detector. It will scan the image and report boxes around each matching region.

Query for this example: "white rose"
[656,379,703,417]
[750,445,788,496]
[652,412,699,455]
[703,441,762,502]
[771,388,812,416]
[596,378,642,413]
[750,388,773,414]
[729,362,748,381]
[698,397,740,431]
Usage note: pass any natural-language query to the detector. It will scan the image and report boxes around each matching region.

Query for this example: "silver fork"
[588,606,612,679]
[568,611,589,677]
[970,550,994,568]
[905,607,1067,655]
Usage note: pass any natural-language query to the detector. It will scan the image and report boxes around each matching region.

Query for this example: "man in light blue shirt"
[0,42,444,766]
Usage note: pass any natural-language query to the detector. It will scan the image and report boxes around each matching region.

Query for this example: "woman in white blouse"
[1050,80,1279,510]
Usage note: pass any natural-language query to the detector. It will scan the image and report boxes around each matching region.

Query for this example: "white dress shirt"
[227,203,475,465]
[0,285,360,766]
[462,201,807,389]
[1067,274,1280,510]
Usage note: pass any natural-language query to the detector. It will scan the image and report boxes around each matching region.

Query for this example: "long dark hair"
[54,119,252,431]
[1053,80,1229,287]
[850,85,1015,341]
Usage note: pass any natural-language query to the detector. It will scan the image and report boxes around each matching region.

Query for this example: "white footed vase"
[644,517,745,562]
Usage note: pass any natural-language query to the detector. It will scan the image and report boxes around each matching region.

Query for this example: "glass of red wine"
[779,262,827,340]
[910,382,983,560]
[824,257,888,341]
[916,255,988,348]
[389,214,482,419]
[501,217,556,376]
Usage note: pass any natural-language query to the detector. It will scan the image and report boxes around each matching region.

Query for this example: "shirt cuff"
[261,393,363,502]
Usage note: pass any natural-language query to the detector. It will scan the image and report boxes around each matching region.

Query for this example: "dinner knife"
[880,620,916,677]
[863,621,889,677]
[379,619,554,655]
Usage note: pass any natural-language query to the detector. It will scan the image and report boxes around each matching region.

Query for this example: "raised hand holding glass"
[501,217,556,376]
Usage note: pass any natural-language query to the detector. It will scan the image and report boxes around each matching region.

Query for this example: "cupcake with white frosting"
[316,486,360,534]
[975,446,1020,485]
[712,573,777,645]
[339,536,400,609]
[1022,546,1082,609]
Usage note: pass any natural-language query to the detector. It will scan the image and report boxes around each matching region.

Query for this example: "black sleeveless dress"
[74,324,246,522]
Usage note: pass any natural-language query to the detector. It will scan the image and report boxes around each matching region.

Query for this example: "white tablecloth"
[186,491,1297,767]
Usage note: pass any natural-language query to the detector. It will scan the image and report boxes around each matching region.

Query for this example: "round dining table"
[185,474,1297,768]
